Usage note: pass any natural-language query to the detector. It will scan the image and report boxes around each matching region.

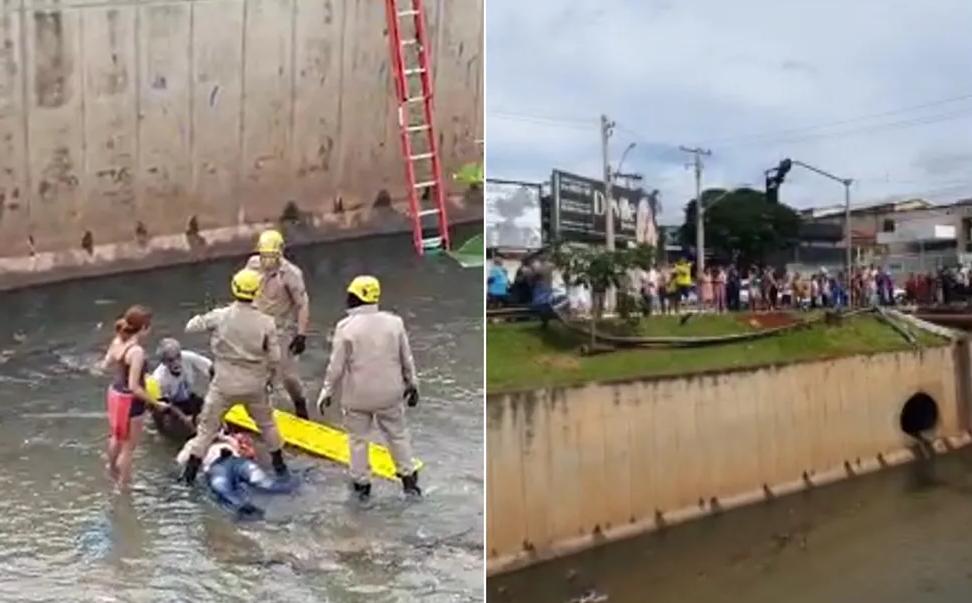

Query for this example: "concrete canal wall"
[0,0,482,290]
[486,344,972,575]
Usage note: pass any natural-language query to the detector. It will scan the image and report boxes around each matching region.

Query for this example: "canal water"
[489,443,972,603]
[0,231,483,602]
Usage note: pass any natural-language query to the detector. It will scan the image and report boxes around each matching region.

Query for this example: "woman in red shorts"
[102,305,167,487]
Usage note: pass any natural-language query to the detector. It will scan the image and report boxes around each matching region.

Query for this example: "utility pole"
[680,146,712,276]
[601,114,616,251]
[601,114,617,314]
[844,179,853,292]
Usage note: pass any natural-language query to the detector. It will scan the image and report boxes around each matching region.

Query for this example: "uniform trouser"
[188,386,283,458]
[275,345,305,403]
[344,404,415,484]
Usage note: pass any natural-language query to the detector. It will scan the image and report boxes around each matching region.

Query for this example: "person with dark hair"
[726,266,740,312]
[101,305,168,487]
[317,275,421,502]
[509,261,533,305]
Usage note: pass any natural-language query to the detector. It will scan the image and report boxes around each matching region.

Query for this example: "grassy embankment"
[486,313,947,393]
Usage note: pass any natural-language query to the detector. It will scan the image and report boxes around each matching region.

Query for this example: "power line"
[696,91,972,147]
[488,111,597,130]
[715,108,972,149]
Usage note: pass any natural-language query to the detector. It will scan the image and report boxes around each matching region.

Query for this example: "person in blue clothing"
[528,256,568,326]
[487,257,510,308]
[176,431,298,519]
[831,273,848,309]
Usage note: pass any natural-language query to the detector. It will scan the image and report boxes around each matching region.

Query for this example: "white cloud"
[486,0,972,224]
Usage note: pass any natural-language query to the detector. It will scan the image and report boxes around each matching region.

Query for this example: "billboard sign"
[550,170,658,247]
[485,179,543,250]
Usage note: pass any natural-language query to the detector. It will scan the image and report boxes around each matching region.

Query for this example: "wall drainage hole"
[900,393,939,437]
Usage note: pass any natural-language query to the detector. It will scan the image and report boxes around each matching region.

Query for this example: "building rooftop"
[801,198,935,219]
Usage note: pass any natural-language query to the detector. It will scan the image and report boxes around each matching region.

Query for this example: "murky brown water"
[0,230,483,602]
[489,445,972,603]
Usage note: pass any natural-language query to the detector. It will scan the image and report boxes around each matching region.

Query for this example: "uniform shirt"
[246,255,308,335]
[151,351,212,403]
[320,305,417,412]
[185,302,280,395]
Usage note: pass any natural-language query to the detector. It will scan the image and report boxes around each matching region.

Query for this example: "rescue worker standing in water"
[246,229,311,419]
[180,268,289,485]
[317,276,421,501]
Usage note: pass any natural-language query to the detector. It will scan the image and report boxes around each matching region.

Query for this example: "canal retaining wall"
[0,0,482,290]
[486,343,972,575]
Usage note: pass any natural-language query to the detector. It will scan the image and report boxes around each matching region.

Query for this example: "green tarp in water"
[447,233,484,268]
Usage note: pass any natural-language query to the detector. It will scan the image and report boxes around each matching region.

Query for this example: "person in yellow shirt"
[674,258,694,303]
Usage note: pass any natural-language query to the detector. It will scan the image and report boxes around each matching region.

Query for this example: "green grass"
[487,314,947,393]
[597,313,767,337]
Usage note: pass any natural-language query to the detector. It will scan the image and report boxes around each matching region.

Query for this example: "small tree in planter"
[622,242,657,324]
[551,243,633,351]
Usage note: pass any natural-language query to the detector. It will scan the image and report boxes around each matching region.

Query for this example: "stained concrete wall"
[486,345,972,575]
[0,0,482,287]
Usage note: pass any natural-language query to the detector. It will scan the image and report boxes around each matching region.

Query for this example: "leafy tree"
[629,242,656,270]
[551,243,634,348]
[453,162,484,188]
[680,187,801,267]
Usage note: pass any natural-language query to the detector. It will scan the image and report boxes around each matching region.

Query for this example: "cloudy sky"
[486,0,972,225]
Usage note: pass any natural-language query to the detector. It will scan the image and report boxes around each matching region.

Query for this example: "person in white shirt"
[151,338,213,441]
[645,266,660,315]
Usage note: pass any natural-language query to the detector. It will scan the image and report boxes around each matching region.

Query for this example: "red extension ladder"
[385,0,450,255]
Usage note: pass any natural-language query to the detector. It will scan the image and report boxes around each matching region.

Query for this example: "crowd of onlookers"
[487,251,972,317]
[908,265,972,306]
[623,263,857,314]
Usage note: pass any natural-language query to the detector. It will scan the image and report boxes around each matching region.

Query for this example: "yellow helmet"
[231,268,263,301]
[347,275,381,304]
[256,229,284,255]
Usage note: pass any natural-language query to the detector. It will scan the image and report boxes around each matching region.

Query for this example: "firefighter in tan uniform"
[180,268,290,484]
[246,229,311,419]
[316,276,422,501]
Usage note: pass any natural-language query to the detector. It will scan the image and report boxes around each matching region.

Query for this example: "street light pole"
[616,142,636,181]
[785,159,854,295]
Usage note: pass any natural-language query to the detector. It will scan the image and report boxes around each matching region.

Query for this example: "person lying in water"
[150,338,213,441]
[175,430,298,519]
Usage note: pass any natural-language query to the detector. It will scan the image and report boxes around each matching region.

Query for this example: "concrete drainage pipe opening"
[899,393,939,438]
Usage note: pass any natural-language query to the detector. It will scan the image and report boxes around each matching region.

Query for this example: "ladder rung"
[401,39,419,47]
[418,209,439,217]
[422,237,443,249]
[410,152,434,161]
[414,180,437,189]
[406,124,430,133]
[406,95,425,103]
[403,67,426,76]
[398,10,419,17]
